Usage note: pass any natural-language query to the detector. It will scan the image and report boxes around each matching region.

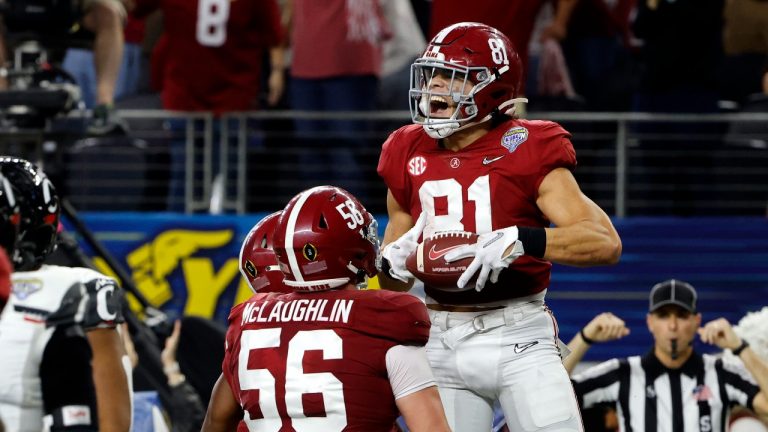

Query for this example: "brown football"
[406,231,478,291]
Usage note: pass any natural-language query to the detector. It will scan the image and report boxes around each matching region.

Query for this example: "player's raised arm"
[537,168,622,266]
[699,318,768,420]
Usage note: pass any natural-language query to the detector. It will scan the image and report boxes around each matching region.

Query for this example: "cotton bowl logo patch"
[12,279,42,300]
[501,126,528,153]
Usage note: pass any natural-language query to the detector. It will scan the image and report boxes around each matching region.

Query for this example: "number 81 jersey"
[222,289,431,432]
[377,119,577,305]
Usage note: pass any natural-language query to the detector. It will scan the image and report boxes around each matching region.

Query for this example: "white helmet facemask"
[409,59,526,139]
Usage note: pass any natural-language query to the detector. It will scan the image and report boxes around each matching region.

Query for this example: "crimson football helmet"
[239,211,290,293]
[0,157,60,271]
[410,22,526,139]
[273,186,379,292]
[0,172,21,259]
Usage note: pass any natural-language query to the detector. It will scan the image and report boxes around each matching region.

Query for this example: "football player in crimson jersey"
[201,186,450,432]
[203,211,290,430]
[238,211,291,295]
[0,158,131,432]
[377,22,622,431]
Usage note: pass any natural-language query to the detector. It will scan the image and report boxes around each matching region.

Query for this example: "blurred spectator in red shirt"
[132,0,285,212]
[285,0,390,202]
[134,0,285,113]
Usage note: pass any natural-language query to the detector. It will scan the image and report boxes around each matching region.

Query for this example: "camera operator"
[0,0,127,135]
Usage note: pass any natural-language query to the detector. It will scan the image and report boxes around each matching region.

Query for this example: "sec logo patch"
[407,156,427,176]
[501,126,528,153]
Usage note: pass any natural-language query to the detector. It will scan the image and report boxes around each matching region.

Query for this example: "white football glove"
[444,226,525,291]
[381,212,427,282]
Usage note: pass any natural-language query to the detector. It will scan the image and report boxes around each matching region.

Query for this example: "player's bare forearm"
[543,219,621,266]
[88,328,132,432]
[396,386,451,432]
[537,168,622,266]
[201,375,242,432]
[563,332,592,374]
[563,313,629,374]
[739,350,768,416]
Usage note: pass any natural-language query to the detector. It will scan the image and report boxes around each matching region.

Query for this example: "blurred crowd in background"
[62,0,768,115]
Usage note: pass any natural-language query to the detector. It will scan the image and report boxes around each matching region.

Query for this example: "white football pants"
[426,295,584,432]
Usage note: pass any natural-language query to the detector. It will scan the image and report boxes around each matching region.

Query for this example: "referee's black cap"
[649,279,698,313]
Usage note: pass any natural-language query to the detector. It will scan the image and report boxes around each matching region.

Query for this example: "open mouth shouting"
[427,95,454,118]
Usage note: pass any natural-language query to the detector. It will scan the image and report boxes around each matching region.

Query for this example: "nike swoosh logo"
[482,232,503,248]
[428,244,464,261]
[482,155,505,165]
[513,341,539,354]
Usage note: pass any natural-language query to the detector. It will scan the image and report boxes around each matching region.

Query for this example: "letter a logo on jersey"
[407,156,427,176]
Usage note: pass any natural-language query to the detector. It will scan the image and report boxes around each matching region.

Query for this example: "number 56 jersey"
[222,289,432,432]
[378,120,577,305]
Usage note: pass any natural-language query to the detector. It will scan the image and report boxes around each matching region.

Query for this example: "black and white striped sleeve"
[717,358,760,410]
[571,358,624,409]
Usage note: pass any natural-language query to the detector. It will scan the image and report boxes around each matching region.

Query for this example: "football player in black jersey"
[0,157,131,432]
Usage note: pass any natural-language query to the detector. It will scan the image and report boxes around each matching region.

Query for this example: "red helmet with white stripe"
[239,211,289,293]
[409,22,524,139]
[273,186,379,292]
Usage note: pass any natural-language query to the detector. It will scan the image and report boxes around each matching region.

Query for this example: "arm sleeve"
[377,127,410,210]
[719,358,761,410]
[45,273,124,330]
[255,0,285,47]
[385,345,436,400]
[534,127,577,194]
[571,358,623,409]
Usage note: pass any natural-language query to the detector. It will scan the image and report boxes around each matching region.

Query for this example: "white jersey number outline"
[418,175,492,234]
[239,328,347,431]
[196,0,229,47]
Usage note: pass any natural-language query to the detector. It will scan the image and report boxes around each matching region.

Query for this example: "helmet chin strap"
[422,97,529,139]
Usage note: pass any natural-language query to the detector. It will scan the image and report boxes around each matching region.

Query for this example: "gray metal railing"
[5,109,765,216]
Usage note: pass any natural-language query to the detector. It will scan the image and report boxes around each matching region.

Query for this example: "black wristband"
[580,328,596,345]
[517,227,546,258]
[732,339,750,356]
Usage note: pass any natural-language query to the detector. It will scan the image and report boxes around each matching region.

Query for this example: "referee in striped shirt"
[569,279,768,431]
